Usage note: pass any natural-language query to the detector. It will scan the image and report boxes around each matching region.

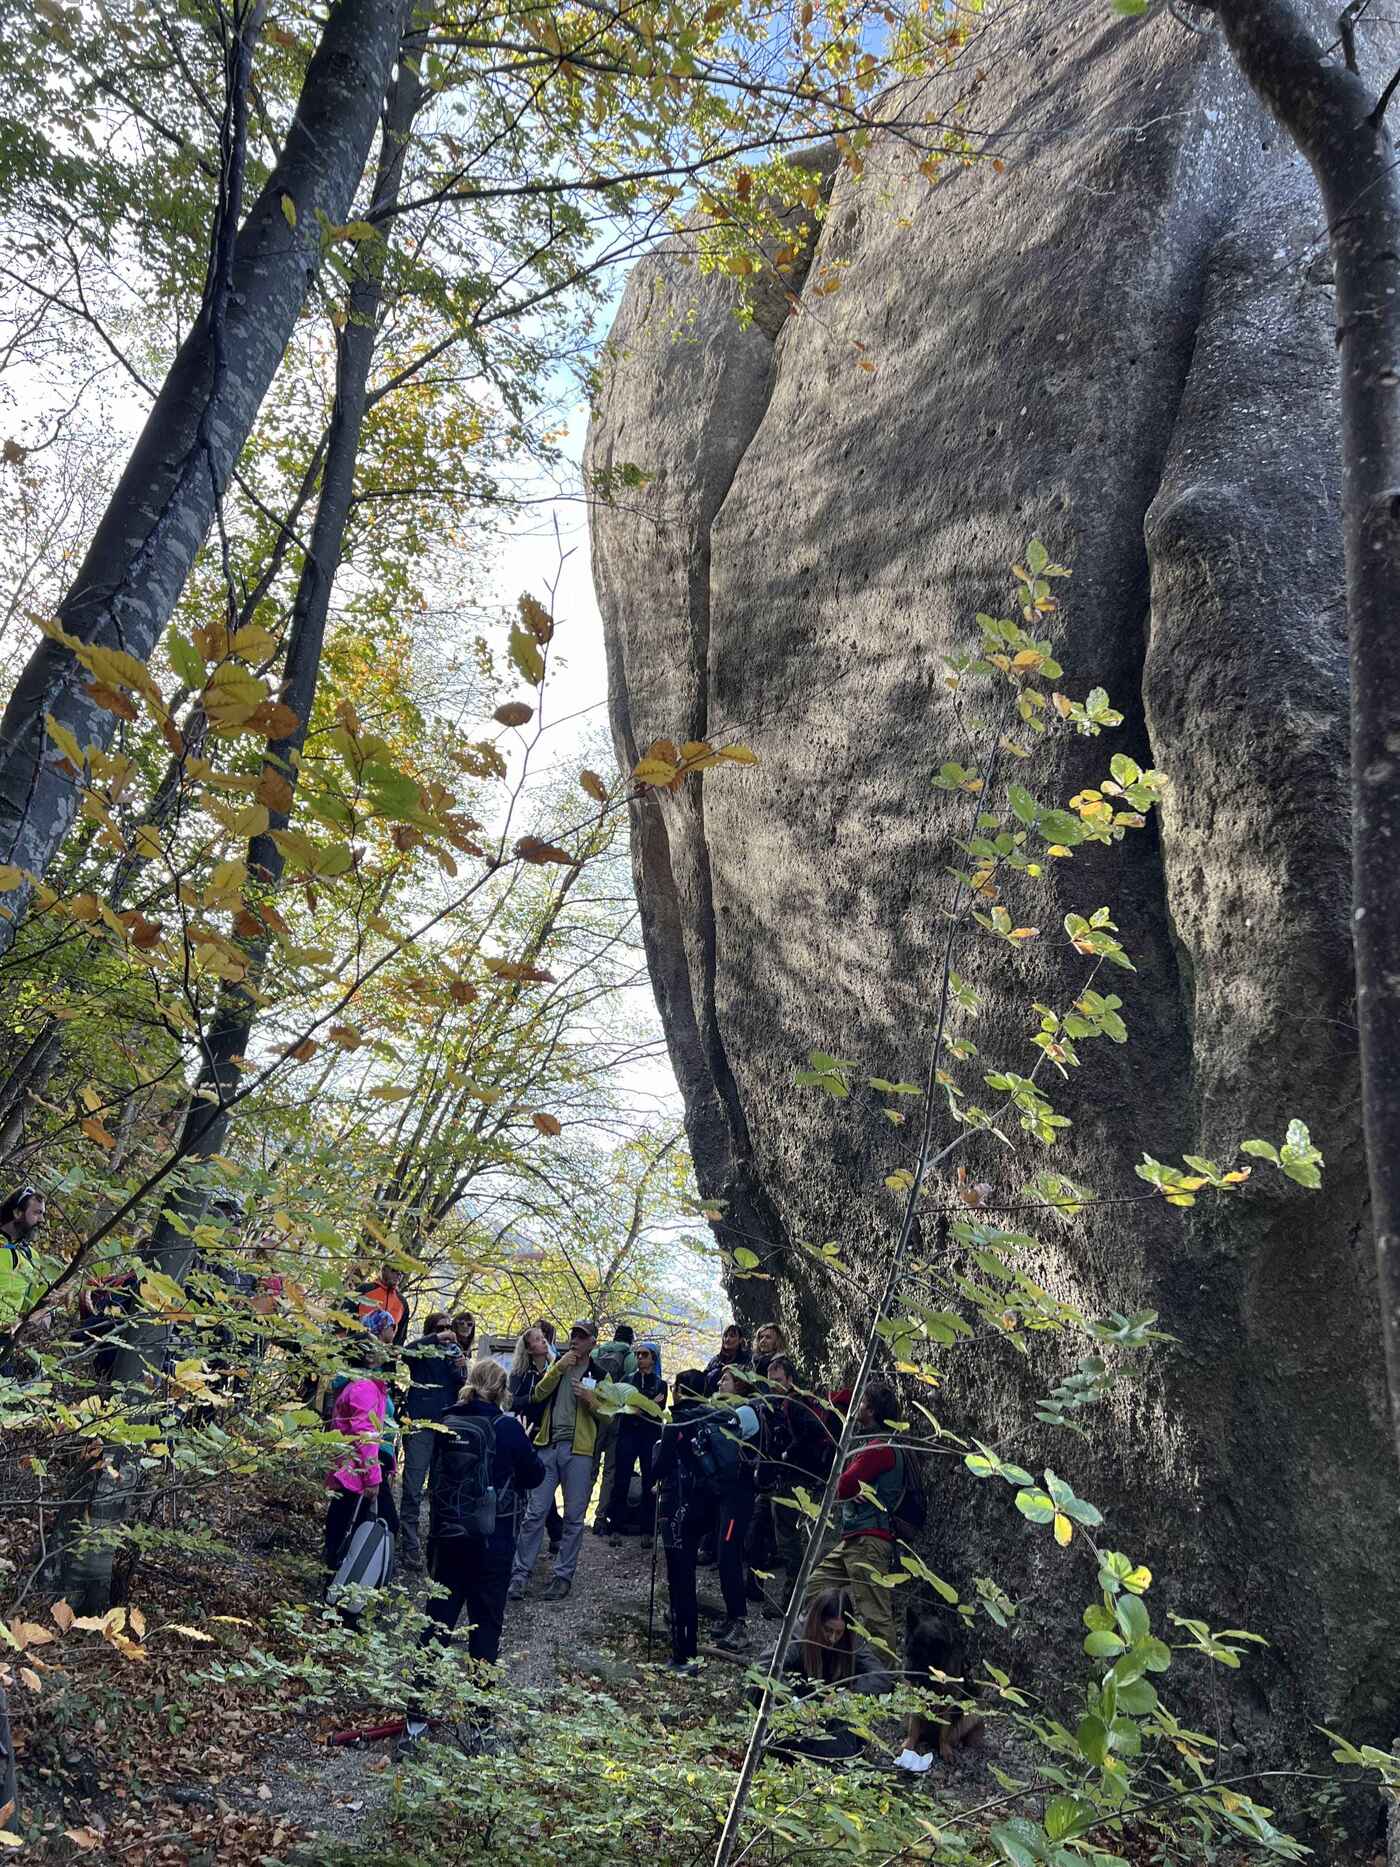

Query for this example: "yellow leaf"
[368,1084,414,1102]
[228,623,278,661]
[716,744,759,766]
[1007,927,1040,942]
[0,866,22,891]
[1046,845,1072,858]
[78,1084,102,1113]
[129,1606,145,1638]
[280,192,297,228]
[18,1667,40,1694]
[8,1622,53,1649]
[1053,1511,1073,1547]
[161,1623,213,1642]
[44,714,85,770]
[49,1600,73,1632]
[632,757,678,788]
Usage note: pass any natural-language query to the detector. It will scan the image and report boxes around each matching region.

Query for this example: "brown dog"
[904,1611,985,1763]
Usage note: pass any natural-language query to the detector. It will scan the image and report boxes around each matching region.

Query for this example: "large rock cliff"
[586,5,1400,1760]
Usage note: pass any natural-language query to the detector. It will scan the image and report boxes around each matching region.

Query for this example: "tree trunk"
[0,0,411,950]
[1209,0,1400,1467]
[108,42,425,1391]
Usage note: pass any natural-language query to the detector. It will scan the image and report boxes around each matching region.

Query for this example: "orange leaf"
[81,1117,116,1151]
[531,1111,562,1136]
[255,769,294,813]
[484,958,555,984]
[247,701,300,740]
[85,681,138,722]
[494,701,534,728]
[580,769,608,803]
[514,836,574,865]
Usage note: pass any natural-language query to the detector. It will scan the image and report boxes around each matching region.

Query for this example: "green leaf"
[168,630,204,688]
[509,623,546,686]
[1077,1712,1109,1766]
[1015,1487,1055,1524]
[1084,1629,1126,1658]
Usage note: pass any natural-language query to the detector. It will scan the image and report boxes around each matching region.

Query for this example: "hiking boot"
[541,1576,572,1601]
[714,1619,750,1651]
[667,1657,701,1675]
[507,1579,526,1602]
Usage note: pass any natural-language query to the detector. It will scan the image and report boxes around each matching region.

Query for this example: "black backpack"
[432,1410,498,1539]
[890,1446,927,1540]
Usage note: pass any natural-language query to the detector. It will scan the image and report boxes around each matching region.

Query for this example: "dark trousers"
[607,1421,658,1529]
[664,1512,706,1663]
[424,1537,512,1664]
[324,1473,397,1571]
[717,1481,756,1622]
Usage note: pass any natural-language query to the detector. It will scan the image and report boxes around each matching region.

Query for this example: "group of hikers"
[324,1284,962,1764]
[0,1186,966,1769]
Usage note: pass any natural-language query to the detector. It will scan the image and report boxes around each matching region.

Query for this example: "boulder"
[586,1,1400,1764]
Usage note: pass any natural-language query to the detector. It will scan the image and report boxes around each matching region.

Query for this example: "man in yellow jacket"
[509,1319,603,1601]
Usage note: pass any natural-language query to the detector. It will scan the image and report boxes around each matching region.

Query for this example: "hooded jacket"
[327,1375,392,1494]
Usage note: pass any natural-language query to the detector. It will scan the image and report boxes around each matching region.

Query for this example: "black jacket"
[403,1331,467,1424]
[702,1347,753,1395]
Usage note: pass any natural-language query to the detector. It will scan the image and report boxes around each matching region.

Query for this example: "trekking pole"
[647,1516,660,1657]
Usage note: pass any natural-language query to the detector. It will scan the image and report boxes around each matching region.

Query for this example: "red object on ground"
[328,1718,409,1746]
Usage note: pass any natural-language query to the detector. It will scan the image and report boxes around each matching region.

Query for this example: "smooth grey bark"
[1209,0,1400,1471]
[0,0,413,950]
[106,43,426,1397]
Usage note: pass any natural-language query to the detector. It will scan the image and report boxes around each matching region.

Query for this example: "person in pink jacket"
[323,1311,398,1570]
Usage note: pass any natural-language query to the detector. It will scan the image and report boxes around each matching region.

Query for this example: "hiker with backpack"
[804,1381,922,1662]
[397,1357,546,1756]
[397,1312,469,1573]
[601,1340,666,1534]
[423,1358,544,1660]
[652,1368,711,1672]
[508,1319,605,1601]
[323,1313,400,1576]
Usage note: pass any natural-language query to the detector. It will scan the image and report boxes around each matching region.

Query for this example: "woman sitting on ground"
[756,1589,891,1761]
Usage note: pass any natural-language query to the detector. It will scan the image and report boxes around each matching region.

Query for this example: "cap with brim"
[570,1320,598,1338]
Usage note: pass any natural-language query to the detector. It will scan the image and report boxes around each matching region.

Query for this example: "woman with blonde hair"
[421,1357,545,1661]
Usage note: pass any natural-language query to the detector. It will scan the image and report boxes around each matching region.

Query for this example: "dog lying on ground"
[903,1610,985,1763]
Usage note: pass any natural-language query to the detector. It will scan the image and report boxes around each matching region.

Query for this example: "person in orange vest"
[356,1262,410,1346]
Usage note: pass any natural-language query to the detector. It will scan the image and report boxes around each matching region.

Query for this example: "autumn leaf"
[247,700,300,740]
[580,769,608,802]
[514,836,573,865]
[85,680,138,721]
[531,1111,562,1136]
[484,958,555,984]
[518,593,554,643]
[81,1116,116,1150]
[255,768,294,812]
[632,756,679,788]
[280,192,297,228]
[494,701,534,728]
[49,1599,73,1632]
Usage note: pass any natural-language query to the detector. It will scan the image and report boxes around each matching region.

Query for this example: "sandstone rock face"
[586,6,1400,1756]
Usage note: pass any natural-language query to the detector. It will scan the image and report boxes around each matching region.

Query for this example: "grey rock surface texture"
[586,2,1400,1758]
